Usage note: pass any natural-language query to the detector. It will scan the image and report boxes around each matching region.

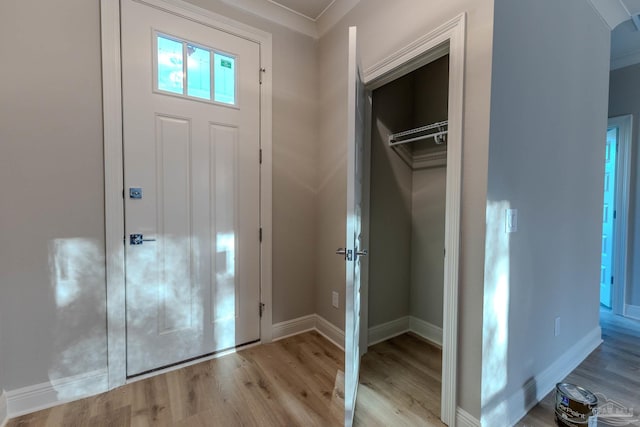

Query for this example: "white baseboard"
[482,326,602,427]
[316,315,345,350]
[272,314,345,350]
[625,304,640,320]
[367,316,443,348]
[272,314,316,341]
[410,316,443,347]
[368,316,410,346]
[0,390,7,427]
[7,369,108,418]
[456,406,481,427]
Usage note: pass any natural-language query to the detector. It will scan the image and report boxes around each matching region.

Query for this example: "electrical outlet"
[554,317,561,337]
[332,291,339,308]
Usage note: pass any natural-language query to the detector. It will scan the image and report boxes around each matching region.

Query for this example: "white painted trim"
[610,115,632,316]
[260,31,274,345]
[6,370,108,419]
[625,304,640,320]
[272,315,317,340]
[410,317,443,348]
[316,0,360,37]
[367,316,443,348]
[0,391,7,427]
[271,314,345,350]
[482,327,602,427]
[611,49,640,70]
[101,0,273,390]
[362,13,466,426]
[587,0,630,30]
[101,0,127,390]
[456,407,481,427]
[219,0,316,38]
[316,315,346,350]
[367,317,410,346]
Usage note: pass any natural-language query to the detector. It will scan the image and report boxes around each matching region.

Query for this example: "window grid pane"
[214,53,236,105]
[187,44,212,100]
[157,36,184,95]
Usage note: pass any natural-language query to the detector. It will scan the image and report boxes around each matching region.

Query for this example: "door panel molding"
[100,0,272,389]
[361,13,466,426]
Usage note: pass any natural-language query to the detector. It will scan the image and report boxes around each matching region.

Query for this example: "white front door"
[121,0,261,376]
[344,26,365,427]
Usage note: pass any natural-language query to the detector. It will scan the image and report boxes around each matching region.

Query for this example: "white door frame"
[100,0,273,389]
[361,13,465,426]
[608,115,632,316]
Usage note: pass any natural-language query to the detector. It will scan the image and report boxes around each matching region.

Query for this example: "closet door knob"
[336,248,353,261]
[356,248,368,257]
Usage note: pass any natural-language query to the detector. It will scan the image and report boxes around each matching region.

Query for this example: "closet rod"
[388,120,448,146]
[389,130,448,146]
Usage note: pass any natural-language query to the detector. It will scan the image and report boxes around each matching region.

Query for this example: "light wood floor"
[7,331,345,427]
[6,331,445,427]
[517,309,640,426]
[8,313,637,427]
[355,333,445,426]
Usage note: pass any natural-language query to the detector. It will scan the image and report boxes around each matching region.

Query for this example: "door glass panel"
[187,45,211,100]
[157,35,184,95]
[214,53,236,105]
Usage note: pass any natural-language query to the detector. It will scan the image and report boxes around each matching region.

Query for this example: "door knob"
[356,248,368,257]
[336,248,353,261]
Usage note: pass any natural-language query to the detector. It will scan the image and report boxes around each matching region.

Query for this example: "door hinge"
[259,227,263,242]
[614,209,617,220]
[611,276,614,285]
[122,189,125,199]
[259,302,265,317]
[259,67,266,84]
[259,149,262,164]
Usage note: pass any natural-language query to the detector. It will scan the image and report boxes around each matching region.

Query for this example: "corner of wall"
[0,390,8,427]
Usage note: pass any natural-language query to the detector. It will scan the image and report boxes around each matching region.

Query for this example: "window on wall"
[155,33,236,105]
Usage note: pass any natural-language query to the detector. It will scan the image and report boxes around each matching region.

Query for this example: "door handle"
[356,248,368,257]
[129,234,156,245]
[336,248,353,261]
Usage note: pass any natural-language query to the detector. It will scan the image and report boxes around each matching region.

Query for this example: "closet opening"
[362,52,449,421]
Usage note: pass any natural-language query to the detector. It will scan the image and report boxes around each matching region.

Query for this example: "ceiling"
[268,0,335,21]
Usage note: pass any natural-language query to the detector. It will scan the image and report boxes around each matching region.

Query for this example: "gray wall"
[317,0,495,417]
[410,167,446,326]
[368,74,414,327]
[482,0,610,422]
[409,57,448,327]
[0,0,319,392]
[608,63,640,307]
[0,0,107,390]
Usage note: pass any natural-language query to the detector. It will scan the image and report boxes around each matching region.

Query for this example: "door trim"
[609,115,632,316]
[362,13,465,426]
[100,0,273,389]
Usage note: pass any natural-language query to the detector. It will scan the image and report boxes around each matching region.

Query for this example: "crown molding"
[316,0,360,37]
[220,0,317,37]
[219,0,359,39]
[588,0,632,30]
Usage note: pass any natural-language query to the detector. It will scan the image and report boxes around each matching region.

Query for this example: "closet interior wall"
[369,55,449,338]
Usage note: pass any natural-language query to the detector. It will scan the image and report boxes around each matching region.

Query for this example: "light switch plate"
[506,208,518,233]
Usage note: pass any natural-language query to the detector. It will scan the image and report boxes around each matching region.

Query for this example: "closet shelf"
[388,120,448,146]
